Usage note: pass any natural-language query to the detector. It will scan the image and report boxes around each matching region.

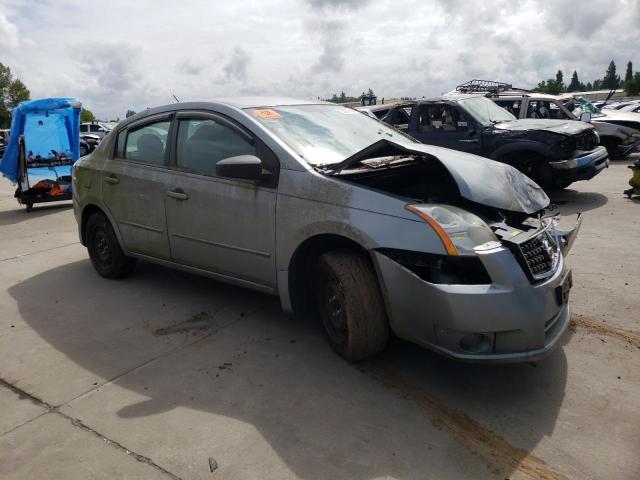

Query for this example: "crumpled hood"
[494,118,591,136]
[331,139,550,214]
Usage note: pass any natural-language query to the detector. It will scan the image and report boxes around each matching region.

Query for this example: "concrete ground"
[0,159,638,480]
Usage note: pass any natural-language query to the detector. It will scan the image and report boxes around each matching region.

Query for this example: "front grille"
[575,130,598,151]
[518,232,558,280]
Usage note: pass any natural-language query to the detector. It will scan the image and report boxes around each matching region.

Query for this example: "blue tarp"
[0,98,81,183]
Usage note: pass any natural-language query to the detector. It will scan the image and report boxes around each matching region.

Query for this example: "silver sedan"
[72,97,581,363]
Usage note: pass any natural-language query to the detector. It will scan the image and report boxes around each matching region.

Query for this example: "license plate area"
[555,271,572,306]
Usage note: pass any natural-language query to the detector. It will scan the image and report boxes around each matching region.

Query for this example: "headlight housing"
[405,204,498,255]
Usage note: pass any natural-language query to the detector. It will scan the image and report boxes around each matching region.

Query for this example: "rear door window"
[495,100,521,117]
[124,121,171,165]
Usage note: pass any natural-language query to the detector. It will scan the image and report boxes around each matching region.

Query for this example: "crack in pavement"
[0,378,183,479]
[0,241,80,262]
[364,363,569,480]
[571,314,640,348]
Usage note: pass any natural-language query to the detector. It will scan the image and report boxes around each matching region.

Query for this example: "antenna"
[172,93,180,103]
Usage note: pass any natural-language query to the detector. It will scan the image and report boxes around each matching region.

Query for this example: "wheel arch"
[80,203,123,248]
[492,143,550,164]
[285,233,370,316]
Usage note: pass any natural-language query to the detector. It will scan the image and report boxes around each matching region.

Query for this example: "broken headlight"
[405,204,498,256]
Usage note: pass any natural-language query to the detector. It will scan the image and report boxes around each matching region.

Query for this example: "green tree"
[602,60,621,89]
[624,72,640,96]
[80,109,96,122]
[586,82,593,91]
[567,70,582,92]
[0,62,31,128]
[624,61,633,83]
[534,78,564,95]
[125,109,136,118]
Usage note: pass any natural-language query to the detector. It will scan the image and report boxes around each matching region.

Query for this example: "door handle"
[459,138,479,144]
[104,175,120,184]
[167,189,188,200]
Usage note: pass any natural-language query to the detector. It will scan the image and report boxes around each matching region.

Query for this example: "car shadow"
[549,188,608,215]
[0,201,72,227]
[7,259,569,480]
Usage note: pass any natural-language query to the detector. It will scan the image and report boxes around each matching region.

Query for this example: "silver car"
[72,97,581,363]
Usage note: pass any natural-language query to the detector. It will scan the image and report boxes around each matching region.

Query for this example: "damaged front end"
[327,139,581,362]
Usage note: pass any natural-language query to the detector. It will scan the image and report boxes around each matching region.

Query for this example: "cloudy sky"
[1,0,639,119]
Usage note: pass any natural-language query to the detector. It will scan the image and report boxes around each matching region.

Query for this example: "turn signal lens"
[405,204,458,256]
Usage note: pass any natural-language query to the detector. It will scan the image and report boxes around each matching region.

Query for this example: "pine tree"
[567,71,581,92]
[624,62,633,83]
[602,60,621,89]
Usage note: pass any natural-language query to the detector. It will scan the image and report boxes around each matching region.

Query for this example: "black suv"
[361,94,609,190]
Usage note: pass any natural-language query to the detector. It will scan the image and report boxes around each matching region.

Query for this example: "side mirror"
[579,112,591,123]
[216,155,263,181]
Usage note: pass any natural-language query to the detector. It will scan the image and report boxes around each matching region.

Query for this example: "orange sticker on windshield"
[253,108,282,120]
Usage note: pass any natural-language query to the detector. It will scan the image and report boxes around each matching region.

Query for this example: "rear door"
[101,114,174,260]
[411,103,482,154]
[164,111,278,288]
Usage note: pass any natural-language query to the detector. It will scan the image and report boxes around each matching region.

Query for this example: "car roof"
[205,96,325,108]
[496,92,562,100]
[419,93,484,102]
[119,97,330,127]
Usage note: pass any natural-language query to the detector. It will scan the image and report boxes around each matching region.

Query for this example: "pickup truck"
[360,94,609,190]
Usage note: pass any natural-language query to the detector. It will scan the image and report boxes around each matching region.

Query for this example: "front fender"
[490,140,553,162]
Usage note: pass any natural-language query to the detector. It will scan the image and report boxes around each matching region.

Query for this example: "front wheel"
[315,250,390,362]
[85,212,136,279]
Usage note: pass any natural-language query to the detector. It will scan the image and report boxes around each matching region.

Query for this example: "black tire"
[315,250,389,362]
[529,162,555,192]
[25,200,33,212]
[85,212,136,279]
[80,144,88,157]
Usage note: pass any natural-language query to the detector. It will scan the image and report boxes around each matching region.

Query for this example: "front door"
[164,113,277,288]
[101,116,173,260]
[411,103,482,155]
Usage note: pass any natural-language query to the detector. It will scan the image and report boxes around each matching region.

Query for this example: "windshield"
[457,96,516,126]
[246,104,412,166]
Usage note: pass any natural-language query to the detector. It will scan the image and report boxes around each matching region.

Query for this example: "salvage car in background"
[73,98,580,363]
[368,94,608,190]
[80,122,112,139]
[489,92,640,159]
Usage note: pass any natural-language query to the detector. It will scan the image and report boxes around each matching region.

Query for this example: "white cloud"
[0,11,19,49]
[0,0,638,119]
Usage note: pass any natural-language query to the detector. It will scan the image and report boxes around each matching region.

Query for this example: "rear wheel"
[315,250,389,362]
[86,212,136,279]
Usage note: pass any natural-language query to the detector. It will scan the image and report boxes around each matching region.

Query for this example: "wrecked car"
[562,95,640,157]
[489,93,640,160]
[73,98,580,363]
[374,94,609,190]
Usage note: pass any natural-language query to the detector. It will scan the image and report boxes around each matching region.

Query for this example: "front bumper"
[549,146,609,183]
[372,242,572,363]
